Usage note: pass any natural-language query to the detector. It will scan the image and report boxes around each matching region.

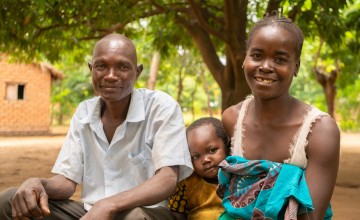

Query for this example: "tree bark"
[313,40,338,118]
[314,68,337,118]
[177,65,185,105]
[176,0,251,111]
[190,80,198,122]
[200,64,213,117]
[146,52,160,90]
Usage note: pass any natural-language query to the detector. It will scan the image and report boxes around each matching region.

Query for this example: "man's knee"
[115,207,174,220]
[0,187,17,220]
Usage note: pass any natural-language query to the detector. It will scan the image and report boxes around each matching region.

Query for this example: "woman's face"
[243,25,300,99]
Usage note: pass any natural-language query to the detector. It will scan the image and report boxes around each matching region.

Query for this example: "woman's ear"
[242,53,248,69]
[294,60,301,77]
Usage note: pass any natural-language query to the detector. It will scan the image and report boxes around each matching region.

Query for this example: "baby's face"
[188,125,227,180]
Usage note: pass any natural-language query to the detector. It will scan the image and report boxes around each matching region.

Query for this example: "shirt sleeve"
[150,92,193,181]
[167,179,189,213]
[51,106,84,184]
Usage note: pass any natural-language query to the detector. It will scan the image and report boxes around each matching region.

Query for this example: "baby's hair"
[246,10,304,60]
[186,117,230,154]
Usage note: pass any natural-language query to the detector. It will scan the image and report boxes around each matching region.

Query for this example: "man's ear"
[136,64,143,80]
[88,62,93,71]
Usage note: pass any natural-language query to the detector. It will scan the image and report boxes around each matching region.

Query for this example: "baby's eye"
[191,155,200,160]
[209,148,218,154]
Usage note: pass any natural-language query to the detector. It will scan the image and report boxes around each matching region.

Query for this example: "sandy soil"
[0,127,359,219]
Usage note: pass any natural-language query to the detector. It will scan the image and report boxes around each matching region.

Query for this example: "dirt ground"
[0,126,359,219]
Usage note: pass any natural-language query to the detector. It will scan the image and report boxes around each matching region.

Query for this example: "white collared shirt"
[52,88,193,211]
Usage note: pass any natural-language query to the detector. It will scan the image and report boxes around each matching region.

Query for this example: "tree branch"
[266,0,282,14]
[223,0,247,48]
[175,14,225,86]
[150,0,188,13]
[287,0,305,21]
[188,0,227,42]
[33,23,62,39]
[314,39,324,70]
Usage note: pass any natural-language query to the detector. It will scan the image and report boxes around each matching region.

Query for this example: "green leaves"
[1,0,360,130]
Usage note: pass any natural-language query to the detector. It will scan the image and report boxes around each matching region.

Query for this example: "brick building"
[0,55,63,136]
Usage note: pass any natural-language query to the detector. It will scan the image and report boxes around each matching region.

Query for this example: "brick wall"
[0,58,52,136]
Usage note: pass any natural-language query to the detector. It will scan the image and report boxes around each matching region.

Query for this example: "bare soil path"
[0,127,359,219]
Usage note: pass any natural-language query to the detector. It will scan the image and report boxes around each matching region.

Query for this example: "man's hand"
[11,178,50,220]
[80,198,116,220]
[80,166,180,220]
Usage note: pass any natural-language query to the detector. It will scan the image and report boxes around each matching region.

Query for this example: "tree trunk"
[176,0,252,111]
[314,68,337,118]
[190,80,198,122]
[176,21,251,111]
[200,64,213,117]
[220,48,252,110]
[146,52,160,90]
[177,65,185,105]
[313,40,338,118]
[57,104,64,125]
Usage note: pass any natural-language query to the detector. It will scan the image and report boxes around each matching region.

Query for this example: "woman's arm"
[301,116,340,219]
[222,104,240,138]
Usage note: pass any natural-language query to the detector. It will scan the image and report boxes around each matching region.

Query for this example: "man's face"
[89,39,142,103]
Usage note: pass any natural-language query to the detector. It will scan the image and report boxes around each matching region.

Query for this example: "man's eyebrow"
[116,60,132,65]
[93,58,105,63]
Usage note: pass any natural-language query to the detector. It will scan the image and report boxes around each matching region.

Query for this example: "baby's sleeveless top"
[231,96,329,168]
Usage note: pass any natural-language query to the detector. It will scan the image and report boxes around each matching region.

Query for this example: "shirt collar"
[126,89,145,123]
[80,89,145,125]
[78,97,101,125]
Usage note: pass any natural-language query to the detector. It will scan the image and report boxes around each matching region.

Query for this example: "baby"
[168,117,229,220]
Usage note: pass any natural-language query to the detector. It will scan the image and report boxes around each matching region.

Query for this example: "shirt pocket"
[83,174,96,192]
[127,145,153,165]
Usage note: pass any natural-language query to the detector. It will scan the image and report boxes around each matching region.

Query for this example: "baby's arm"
[167,180,189,220]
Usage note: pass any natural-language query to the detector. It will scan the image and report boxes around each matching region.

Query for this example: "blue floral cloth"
[216,156,332,220]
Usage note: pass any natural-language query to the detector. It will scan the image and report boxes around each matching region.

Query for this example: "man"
[0,34,193,220]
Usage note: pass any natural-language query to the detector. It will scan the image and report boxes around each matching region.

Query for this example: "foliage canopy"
[1,0,359,130]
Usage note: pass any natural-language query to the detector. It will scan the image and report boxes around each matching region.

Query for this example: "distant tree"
[0,0,355,110]
[50,53,93,125]
[310,2,360,121]
[146,51,160,90]
[313,40,338,118]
